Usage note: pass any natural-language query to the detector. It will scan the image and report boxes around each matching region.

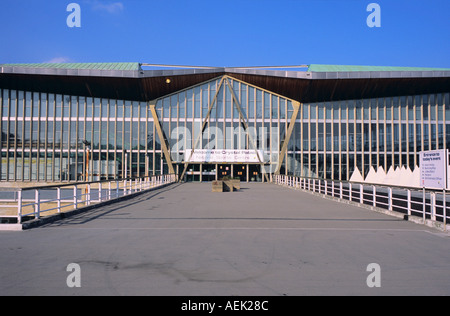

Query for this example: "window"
[303,123,309,151]
[33,92,40,117]
[71,96,78,117]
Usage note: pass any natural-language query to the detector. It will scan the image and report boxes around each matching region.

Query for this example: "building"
[1,62,449,183]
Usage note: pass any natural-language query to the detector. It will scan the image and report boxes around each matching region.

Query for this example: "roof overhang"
[1,63,449,103]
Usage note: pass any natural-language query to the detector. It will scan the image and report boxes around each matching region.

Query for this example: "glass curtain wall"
[1,82,449,182]
[296,93,450,180]
[0,89,155,182]
[154,76,293,175]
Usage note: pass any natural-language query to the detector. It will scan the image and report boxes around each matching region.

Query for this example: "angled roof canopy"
[0,62,141,71]
[1,62,449,103]
[307,64,450,72]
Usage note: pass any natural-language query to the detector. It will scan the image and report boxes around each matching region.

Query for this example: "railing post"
[57,187,61,213]
[17,190,22,224]
[360,184,363,204]
[108,181,112,200]
[74,185,78,209]
[388,187,393,211]
[407,189,411,217]
[431,192,436,221]
[349,183,352,201]
[116,180,119,198]
[373,185,376,207]
[99,182,102,202]
[332,181,335,197]
[340,182,343,200]
[423,188,426,221]
[34,189,40,219]
[444,189,447,229]
[87,183,91,206]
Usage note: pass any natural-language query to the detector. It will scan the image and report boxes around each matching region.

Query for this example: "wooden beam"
[274,101,301,175]
[149,101,175,175]
[179,76,227,182]
[225,76,270,182]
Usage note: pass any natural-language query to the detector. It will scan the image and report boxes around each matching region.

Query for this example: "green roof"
[307,64,450,72]
[0,62,141,71]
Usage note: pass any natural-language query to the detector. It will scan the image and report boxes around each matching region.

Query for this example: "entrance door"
[185,164,201,182]
[202,164,216,181]
[218,164,231,180]
[248,164,262,182]
[233,164,246,181]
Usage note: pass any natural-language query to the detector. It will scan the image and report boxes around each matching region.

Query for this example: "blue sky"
[0,0,449,68]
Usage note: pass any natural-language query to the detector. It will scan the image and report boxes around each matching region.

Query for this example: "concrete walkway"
[1,182,449,296]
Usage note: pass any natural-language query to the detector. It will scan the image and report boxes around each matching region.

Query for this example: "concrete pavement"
[1,182,449,296]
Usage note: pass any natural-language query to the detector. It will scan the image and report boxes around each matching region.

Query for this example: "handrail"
[273,174,448,230]
[278,174,450,193]
[0,174,178,225]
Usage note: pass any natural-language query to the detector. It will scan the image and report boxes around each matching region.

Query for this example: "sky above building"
[0,0,449,68]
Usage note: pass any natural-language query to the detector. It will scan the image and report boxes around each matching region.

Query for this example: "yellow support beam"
[225,76,270,183]
[274,101,301,175]
[149,101,175,175]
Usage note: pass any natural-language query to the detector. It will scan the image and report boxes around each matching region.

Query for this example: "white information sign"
[184,149,264,163]
[419,149,448,189]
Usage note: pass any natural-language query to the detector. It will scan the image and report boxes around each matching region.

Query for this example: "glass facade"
[1,75,449,182]
[295,93,450,180]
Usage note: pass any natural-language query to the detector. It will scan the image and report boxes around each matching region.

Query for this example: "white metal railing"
[274,174,449,228]
[0,174,177,225]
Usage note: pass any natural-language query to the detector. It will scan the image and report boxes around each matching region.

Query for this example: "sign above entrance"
[184,149,264,163]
